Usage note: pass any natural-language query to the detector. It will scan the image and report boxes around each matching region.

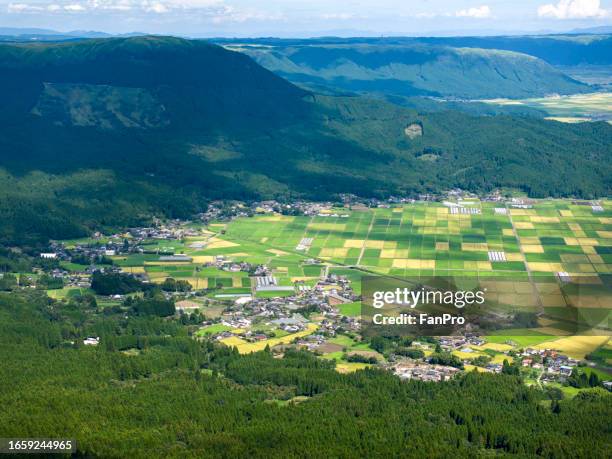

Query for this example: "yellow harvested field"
[232,277,243,287]
[463,364,486,373]
[220,336,248,347]
[256,215,294,222]
[559,210,573,217]
[510,209,535,216]
[291,276,318,282]
[540,295,566,307]
[453,349,487,360]
[191,256,216,263]
[461,243,488,251]
[503,229,515,236]
[527,262,564,272]
[520,237,540,244]
[344,239,365,248]
[534,335,610,359]
[365,240,386,249]
[596,231,612,238]
[231,324,318,354]
[474,342,513,352]
[514,222,534,229]
[308,223,346,231]
[267,248,289,256]
[506,253,524,262]
[121,266,145,274]
[392,259,436,269]
[206,238,239,249]
[491,354,513,364]
[319,248,349,258]
[531,216,559,223]
[184,277,208,289]
[436,242,449,250]
[335,362,371,373]
[523,245,545,254]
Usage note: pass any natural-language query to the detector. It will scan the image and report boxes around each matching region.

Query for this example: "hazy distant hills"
[0,36,610,243]
[231,42,589,99]
[218,34,612,66]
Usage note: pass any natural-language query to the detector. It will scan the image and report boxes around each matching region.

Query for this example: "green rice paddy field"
[103,199,612,296]
[96,199,612,339]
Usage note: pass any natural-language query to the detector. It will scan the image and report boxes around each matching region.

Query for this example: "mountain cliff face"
[0,36,609,243]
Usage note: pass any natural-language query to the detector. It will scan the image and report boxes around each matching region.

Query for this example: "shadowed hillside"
[0,36,610,243]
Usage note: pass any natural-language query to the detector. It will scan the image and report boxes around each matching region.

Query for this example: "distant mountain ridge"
[224,42,589,99]
[217,35,612,68]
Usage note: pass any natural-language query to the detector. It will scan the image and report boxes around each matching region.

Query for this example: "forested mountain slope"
[0,36,610,244]
[0,291,610,458]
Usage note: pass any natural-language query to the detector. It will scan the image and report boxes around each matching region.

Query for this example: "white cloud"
[7,2,56,12]
[143,2,169,13]
[5,0,226,14]
[7,3,32,12]
[210,6,284,24]
[320,13,355,20]
[455,5,491,18]
[537,0,608,18]
[64,3,86,11]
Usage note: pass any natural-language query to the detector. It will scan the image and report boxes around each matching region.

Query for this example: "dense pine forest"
[0,290,610,457]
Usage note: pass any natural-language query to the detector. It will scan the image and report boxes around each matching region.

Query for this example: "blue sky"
[2,0,611,36]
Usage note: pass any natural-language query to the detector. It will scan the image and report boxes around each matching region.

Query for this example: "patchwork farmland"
[201,200,612,279]
[99,199,612,313]
[56,198,611,377]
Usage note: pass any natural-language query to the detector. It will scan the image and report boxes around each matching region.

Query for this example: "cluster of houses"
[392,362,461,382]
[201,271,359,345]
[439,335,486,349]
[520,347,580,378]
